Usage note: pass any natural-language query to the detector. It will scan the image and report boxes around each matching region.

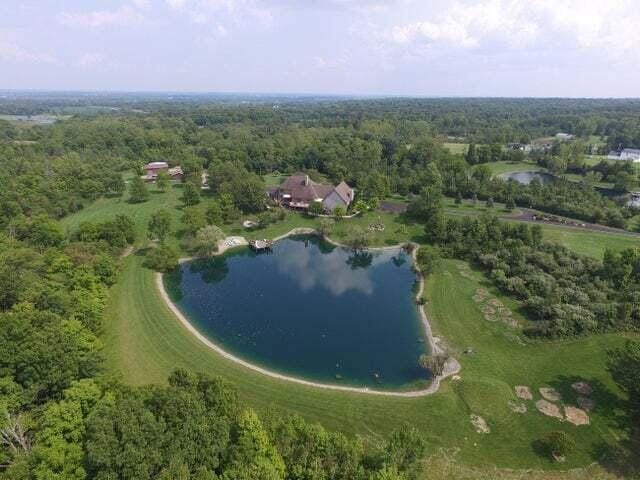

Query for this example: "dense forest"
[1,97,639,232]
[1,96,639,477]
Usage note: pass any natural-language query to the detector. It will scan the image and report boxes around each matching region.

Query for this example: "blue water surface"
[166,235,429,388]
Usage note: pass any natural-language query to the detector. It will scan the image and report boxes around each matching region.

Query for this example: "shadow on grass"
[546,374,639,477]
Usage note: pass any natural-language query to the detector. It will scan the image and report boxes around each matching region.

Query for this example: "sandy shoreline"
[157,229,460,397]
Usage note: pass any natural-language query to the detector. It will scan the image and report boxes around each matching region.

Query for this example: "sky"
[1,0,639,97]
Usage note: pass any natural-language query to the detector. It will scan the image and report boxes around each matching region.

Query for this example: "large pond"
[165,235,429,388]
[499,171,556,185]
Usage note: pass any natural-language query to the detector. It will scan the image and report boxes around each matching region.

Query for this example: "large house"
[142,161,184,181]
[271,173,354,212]
[608,148,640,163]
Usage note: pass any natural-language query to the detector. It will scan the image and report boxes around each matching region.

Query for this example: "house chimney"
[304,175,310,186]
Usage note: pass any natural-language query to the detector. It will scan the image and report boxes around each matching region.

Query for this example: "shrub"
[539,431,575,461]
[144,245,179,273]
[192,225,225,257]
[317,218,335,236]
[333,206,346,218]
[308,201,324,216]
[418,354,448,376]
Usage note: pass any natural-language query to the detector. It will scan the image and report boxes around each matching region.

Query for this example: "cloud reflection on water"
[275,242,402,297]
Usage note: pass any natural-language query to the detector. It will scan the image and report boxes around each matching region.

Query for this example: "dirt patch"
[475,288,489,298]
[470,414,491,434]
[539,387,562,402]
[457,266,475,280]
[515,386,533,400]
[536,399,564,420]
[565,406,590,426]
[473,289,517,327]
[379,201,407,214]
[577,396,595,412]
[488,298,504,308]
[508,401,527,414]
[571,381,593,396]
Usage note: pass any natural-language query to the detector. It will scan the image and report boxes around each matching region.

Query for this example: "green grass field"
[61,185,640,475]
[536,224,639,258]
[479,161,545,176]
[443,143,470,155]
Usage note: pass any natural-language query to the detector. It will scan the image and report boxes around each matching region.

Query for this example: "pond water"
[165,235,429,388]
[500,171,556,185]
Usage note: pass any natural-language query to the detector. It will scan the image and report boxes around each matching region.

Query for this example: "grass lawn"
[60,185,185,247]
[536,224,639,259]
[478,161,545,176]
[60,187,640,475]
[584,155,610,166]
[443,143,469,155]
[443,197,521,217]
[263,173,287,187]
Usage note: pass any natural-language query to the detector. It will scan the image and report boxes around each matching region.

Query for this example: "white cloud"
[58,5,142,28]
[387,1,538,50]
[382,0,640,57]
[0,43,57,64]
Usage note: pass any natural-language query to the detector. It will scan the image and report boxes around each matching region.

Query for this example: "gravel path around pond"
[157,229,460,397]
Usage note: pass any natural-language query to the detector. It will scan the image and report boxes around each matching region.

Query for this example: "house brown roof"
[278,173,353,204]
[333,181,354,204]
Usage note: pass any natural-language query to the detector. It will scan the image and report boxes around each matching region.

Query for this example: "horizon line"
[1,89,640,101]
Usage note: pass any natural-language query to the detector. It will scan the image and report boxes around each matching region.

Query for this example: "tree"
[143,244,179,273]
[308,201,324,216]
[105,173,126,197]
[223,409,285,480]
[182,182,201,206]
[424,211,447,244]
[408,166,443,223]
[382,424,425,475]
[465,143,478,165]
[333,206,346,218]
[156,171,170,192]
[505,196,516,211]
[193,225,225,257]
[129,175,150,203]
[486,197,494,209]
[455,192,462,205]
[317,218,335,237]
[15,215,64,249]
[232,175,266,213]
[182,207,207,236]
[538,431,575,461]
[415,245,441,275]
[418,354,448,376]
[206,202,223,225]
[148,209,172,243]
[608,341,640,414]
[220,194,240,223]
[344,226,370,251]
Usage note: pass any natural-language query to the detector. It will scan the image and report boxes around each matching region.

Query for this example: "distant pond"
[499,171,556,185]
[165,235,429,388]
